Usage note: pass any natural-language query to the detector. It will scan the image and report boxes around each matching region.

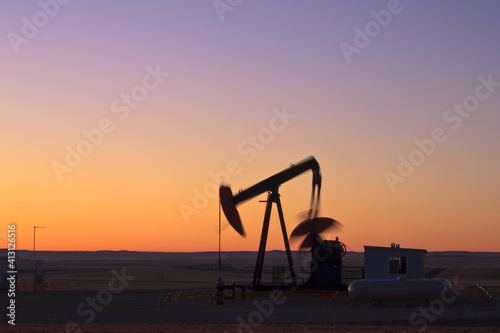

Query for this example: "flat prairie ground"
[1,251,499,332]
[3,324,500,333]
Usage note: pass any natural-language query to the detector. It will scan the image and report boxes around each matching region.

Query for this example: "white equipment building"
[349,243,452,302]
[363,243,426,279]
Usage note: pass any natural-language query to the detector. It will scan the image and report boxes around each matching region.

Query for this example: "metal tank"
[348,278,451,301]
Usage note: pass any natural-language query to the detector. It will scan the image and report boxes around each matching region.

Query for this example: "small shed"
[364,243,427,279]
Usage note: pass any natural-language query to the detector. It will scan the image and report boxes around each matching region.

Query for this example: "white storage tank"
[348,278,451,301]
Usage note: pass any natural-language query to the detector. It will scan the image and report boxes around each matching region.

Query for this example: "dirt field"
[1,250,499,332]
[2,324,500,333]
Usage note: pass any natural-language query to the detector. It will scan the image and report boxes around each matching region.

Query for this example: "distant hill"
[1,249,498,261]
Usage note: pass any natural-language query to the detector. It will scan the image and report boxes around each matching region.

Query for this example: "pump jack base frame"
[252,188,297,289]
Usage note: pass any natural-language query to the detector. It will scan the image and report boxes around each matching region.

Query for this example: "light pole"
[33,226,46,292]
[33,226,46,262]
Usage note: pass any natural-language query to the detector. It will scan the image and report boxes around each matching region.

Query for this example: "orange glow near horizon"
[3,152,499,253]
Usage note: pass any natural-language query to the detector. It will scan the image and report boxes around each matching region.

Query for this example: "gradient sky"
[1,0,499,253]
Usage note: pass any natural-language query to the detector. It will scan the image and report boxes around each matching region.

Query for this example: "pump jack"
[219,156,339,288]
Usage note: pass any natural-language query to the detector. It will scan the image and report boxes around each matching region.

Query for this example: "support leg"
[253,193,273,287]
[275,195,297,286]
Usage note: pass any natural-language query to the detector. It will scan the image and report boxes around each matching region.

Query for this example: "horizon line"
[3,249,500,254]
